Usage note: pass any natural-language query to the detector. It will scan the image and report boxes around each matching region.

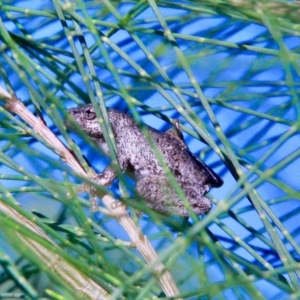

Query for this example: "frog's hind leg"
[135,175,188,216]
[136,175,213,217]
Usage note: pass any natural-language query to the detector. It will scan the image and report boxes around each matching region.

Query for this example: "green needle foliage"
[0,0,299,299]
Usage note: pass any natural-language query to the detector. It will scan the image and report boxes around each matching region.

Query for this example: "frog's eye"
[84,106,96,120]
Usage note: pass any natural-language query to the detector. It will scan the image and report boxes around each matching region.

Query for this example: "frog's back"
[149,130,222,188]
[109,109,223,189]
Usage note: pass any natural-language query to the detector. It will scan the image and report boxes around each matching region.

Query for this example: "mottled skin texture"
[67,104,223,216]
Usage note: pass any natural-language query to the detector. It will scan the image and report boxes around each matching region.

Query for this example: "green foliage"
[0,0,299,299]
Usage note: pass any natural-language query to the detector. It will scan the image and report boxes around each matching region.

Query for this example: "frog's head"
[66,104,103,139]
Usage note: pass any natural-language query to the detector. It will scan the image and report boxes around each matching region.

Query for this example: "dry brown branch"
[0,198,108,300]
[0,87,181,299]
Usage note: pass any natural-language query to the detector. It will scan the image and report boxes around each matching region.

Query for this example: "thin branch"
[0,88,181,299]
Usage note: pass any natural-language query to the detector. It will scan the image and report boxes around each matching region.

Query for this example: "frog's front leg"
[81,152,130,211]
[77,165,117,211]
[92,165,117,186]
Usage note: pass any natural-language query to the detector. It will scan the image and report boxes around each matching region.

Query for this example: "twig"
[0,199,108,300]
[0,88,108,299]
[0,89,181,299]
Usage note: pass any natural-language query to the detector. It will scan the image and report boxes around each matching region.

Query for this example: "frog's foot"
[75,166,117,212]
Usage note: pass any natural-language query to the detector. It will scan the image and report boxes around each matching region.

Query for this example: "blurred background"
[0,1,299,299]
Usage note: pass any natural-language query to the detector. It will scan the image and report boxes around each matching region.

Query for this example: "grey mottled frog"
[67,104,223,217]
